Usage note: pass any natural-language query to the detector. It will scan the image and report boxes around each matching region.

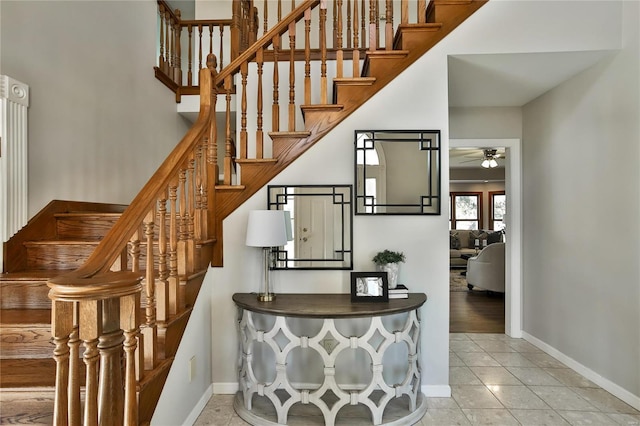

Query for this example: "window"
[449,192,483,230]
[490,191,506,230]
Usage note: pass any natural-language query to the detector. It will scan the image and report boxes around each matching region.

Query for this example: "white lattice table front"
[232,293,427,426]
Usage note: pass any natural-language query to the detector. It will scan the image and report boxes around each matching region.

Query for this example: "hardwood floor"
[450,288,505,333]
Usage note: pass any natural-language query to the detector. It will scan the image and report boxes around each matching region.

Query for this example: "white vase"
[378,263,399,289]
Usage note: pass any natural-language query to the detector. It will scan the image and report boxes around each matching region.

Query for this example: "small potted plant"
[372,250,406,289]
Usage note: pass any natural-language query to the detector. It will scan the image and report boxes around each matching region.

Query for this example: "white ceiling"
[447,50,614,108]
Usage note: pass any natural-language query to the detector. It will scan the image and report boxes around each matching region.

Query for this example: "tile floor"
[195,333,640,425]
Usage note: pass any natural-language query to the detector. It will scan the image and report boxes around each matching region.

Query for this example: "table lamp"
[245,210,288,301]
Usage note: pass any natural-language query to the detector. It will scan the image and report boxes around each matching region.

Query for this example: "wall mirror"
[355,130,441,215]
[267,185,353,270]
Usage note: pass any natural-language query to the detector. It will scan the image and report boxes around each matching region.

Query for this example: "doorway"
[449,139,522,337]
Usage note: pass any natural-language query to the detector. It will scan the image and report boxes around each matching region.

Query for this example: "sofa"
[466,242,505,293]
[450,229,503,268]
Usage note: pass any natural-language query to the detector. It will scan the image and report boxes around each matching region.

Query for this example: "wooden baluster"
[292,0,296,10]
[401,0,409,25]
[320,0,328,104]
[199,137,209,239]
[219,25,225,70]
[79,300,100,426]
[198,25,204,71]
[120,293,140,426]
[369,0,376,50]
[375,0,380,49]
[209,24,214,55]
[272,34,281,131]
[336,0,344,78]
[225,75,235,178]
[240,64,248,160]
[142,209,157,370]
[418,0,427,24]
[278,0,282,21]
[164,10,171,73]
[347,0,352,49]
[263,0,269,35]
[256,48,265,156]
[194,145,203,241]
[97,300,124,425]
[169,14,175,77]
[332,0,337,47]
[249,6,258,45]
[304,8,311,104]
[361,0,366,48]
[231,0,241,60]
[187,25,193,86]
[385,0,392,51]
[51,300,72,426]
[178,168,188,277]
[186,156,196,272]
[158,4,166,71]
[68,322,81,426]
[128,228,140,273]
[157,194,169,323]
[288,22,296,131]
[352,0,360,76]
[174,10,182,84]
[168,180,179,315]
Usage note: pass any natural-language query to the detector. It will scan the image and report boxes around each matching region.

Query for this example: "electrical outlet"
[188,356,196,382]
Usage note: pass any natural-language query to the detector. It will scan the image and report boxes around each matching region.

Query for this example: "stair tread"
[235,158,278,164]
[268,131,312,137]
[54,211,122,217]
[0,309,51,325]
[0,358,57,388]
[23,239,101,245]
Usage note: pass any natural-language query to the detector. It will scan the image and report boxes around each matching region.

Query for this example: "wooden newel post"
[203,55,219,244]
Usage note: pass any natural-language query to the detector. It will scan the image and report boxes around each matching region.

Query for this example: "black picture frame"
[350,272,389,302]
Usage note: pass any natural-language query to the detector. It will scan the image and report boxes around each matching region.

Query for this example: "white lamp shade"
[246,210,289,247]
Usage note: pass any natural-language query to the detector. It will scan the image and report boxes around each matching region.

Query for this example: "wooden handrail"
[48,61,218,425]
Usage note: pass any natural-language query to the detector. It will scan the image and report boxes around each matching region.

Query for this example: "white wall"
[0,1,191,216]
[450,107,522,139]
[521,0,639,404]
[207,0,626,400]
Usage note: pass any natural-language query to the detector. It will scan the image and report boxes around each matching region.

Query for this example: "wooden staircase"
[1,1,488,424]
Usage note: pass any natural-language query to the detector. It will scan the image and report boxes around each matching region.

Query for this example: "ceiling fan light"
[489,158,498,168]
[481,159,491,168]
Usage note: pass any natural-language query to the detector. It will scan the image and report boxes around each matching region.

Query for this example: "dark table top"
[232,293,427,318]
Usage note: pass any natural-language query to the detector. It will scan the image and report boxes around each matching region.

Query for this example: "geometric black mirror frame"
[355,130,441,215]
[267,184,353,270]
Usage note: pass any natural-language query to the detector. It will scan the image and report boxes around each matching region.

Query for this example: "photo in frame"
[350,272,389,302]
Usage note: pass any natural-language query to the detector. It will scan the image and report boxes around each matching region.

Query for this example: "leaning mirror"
[267,185,353,270]
[355,130,441,215]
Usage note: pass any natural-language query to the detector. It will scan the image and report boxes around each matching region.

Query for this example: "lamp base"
[257,293,276,302]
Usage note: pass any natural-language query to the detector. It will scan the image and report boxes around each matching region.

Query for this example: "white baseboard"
[421,385,451,398]
[183,384,213,426]
[213,382,240,394]
[522,332,640,411]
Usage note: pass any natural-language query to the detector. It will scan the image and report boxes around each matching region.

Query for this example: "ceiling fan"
[456,148,503,168]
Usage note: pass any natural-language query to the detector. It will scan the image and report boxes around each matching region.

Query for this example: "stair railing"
[155,0,430,100]
[47,61,219,426]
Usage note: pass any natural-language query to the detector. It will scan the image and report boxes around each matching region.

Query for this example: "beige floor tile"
[521,352,567,368]
[543,368,597,388]
[468,334,513,342]
[570,388,640,415]
[607,412,640,425]
[457,352,501,367]
[510,409,572,425]
[506,367,564,386]
[450,340,485,353]
[470,366,522,385]
[451,333,472,341]
[557,410,620,425]
[426,397,460,409]
[419,408,471,425]
[451,385,504,409]
[508,340,543,353]
[461,408,520,425]
[451,352,466,366]
[488,385,549,409]
[450,367,483,385]
[530,386,598,411]
[489,352,536,367]
[474,340,518,353]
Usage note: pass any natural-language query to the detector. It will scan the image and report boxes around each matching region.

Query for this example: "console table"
[232,293,427,426]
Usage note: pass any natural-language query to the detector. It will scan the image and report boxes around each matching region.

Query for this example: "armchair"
[466,242,505,293]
